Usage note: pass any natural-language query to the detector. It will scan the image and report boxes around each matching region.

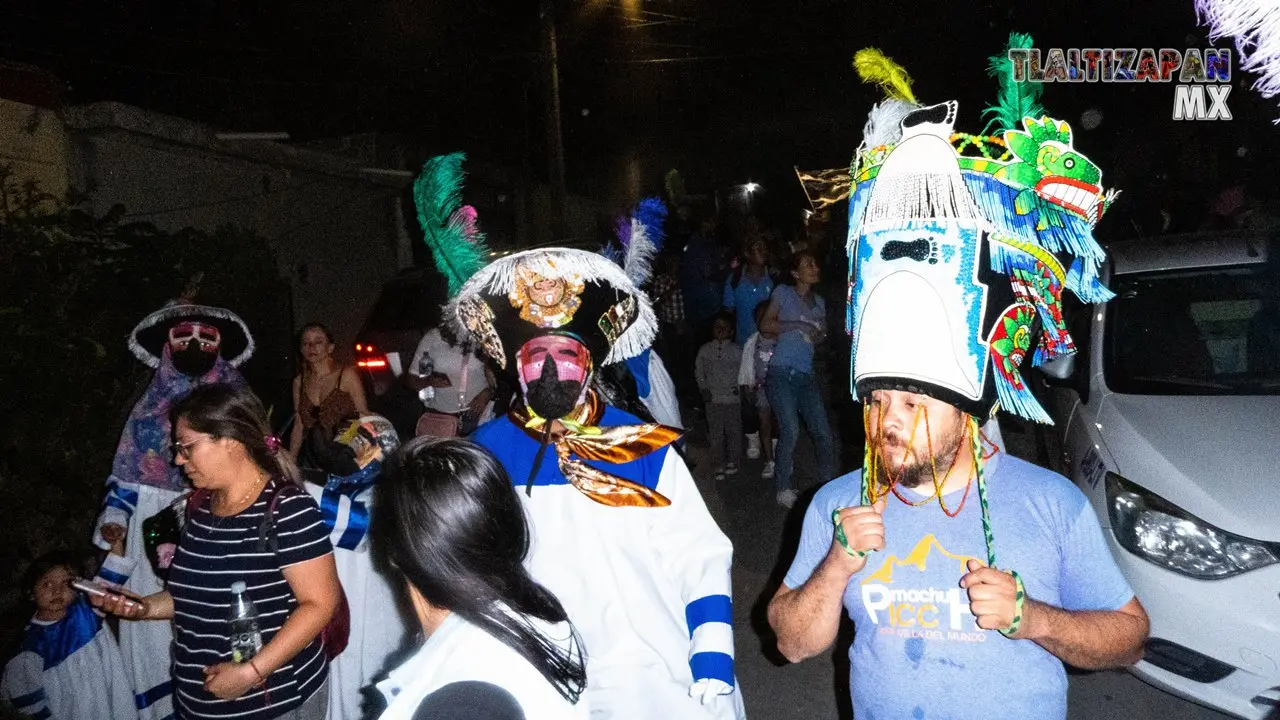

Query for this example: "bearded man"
[768,51,1148,720]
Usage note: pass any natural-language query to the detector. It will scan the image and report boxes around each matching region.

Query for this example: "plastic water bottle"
[417,352,436,404]
[228,581,263,663]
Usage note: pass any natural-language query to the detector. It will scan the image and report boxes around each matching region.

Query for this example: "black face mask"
[171,340,218,377]
[305,430,360,476]
[524,353,585,421]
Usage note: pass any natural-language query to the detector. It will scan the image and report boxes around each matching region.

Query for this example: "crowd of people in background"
[668,213,841,508]
[3,204,828,720]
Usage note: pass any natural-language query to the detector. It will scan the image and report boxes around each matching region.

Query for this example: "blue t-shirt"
[783,454,1134,720]
[769,285,825,373]
[723,269,774,344]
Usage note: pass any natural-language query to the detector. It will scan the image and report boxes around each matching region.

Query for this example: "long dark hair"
[374,437,586,703]
[170,383,301,486]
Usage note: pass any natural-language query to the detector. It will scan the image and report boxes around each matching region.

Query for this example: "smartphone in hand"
[71,578,108,597]
[72,579,141,614]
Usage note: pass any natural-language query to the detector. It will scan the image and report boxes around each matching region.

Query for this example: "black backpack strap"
[256,479,305,553]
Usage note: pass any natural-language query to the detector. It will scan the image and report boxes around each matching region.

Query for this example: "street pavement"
[681,406,1235,719]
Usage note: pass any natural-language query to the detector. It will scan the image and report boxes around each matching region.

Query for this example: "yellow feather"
[853,48,918,105]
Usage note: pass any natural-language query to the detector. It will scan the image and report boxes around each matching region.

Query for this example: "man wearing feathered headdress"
[769,41,1148,719]
[415,153,744,719]
[92,300,254,720]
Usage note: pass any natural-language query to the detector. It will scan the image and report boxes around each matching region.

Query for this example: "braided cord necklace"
[838,407,1024,636]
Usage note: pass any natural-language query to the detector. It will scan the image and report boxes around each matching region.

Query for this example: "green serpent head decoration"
[1003,117,1107,224]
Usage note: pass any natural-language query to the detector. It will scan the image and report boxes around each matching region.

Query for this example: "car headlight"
[1106,473,1279,579]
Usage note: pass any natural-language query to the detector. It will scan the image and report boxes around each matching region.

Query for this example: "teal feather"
[982,32,1045,134]
[414,152,490,297]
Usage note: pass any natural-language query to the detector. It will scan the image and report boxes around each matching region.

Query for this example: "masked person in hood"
[413,152,744,719]
[301,414,409,720]
[91,301,254,720]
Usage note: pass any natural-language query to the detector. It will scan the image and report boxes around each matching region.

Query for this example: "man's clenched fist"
[829,497,888,574]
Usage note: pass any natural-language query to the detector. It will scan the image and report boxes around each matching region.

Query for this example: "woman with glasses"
[371,437,587,719]
[97,383,340,720]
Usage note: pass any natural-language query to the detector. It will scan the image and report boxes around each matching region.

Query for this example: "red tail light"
[355,342,388,370]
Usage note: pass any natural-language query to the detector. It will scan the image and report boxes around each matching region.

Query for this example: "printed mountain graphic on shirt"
[858,533,985,636]
[861,533,977,586]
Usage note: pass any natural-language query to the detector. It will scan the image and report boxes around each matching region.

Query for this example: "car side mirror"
[1040,355,1076,384]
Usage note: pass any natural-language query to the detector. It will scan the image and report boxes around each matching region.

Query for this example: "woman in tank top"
[288,323,368,464]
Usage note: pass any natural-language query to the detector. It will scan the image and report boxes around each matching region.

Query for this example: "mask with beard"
[171,340,218,377]
[524,353,586,420]
[517,334,592,421]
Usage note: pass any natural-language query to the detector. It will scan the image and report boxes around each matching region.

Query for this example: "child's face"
[33,565,75,618]
[754,307,776,338]
[713,319,733,341]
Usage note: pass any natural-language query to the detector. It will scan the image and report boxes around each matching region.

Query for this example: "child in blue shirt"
[2,552,137,719]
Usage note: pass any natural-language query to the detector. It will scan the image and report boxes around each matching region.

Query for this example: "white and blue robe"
[472,406,744,720]
[2,597,137,720]
[90,351,245,720]
[624,349,684,430]
[305,463,410,720]
[93,487,180,720]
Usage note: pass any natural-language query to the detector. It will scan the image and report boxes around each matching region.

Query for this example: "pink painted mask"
[517,334,592,388]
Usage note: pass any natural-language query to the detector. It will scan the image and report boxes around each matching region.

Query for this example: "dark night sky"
[3,0,1278,225]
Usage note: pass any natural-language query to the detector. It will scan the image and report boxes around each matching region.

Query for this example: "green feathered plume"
[982,32,1045,134]
[414,152,490,297]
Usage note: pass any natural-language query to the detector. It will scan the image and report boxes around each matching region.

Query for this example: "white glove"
[688,678,734,705]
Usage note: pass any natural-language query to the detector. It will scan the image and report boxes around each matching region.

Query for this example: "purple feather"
[614,216,633,249]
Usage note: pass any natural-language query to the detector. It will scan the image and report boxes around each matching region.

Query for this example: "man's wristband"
[999,571,1026,638]
[249,659,268,687]
[832,509,868,558]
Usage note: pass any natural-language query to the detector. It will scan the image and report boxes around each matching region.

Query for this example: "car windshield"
[1105,263,1280,395]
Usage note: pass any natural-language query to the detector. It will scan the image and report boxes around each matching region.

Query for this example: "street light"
[743,182,761,194]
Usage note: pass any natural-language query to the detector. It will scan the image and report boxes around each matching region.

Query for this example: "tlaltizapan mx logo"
[1010,47,1234,121]
[859,534,988,642]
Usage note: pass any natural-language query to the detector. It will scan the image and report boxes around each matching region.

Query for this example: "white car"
[1040,233,1280,719]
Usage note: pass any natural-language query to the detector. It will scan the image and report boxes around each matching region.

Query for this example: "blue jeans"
[765,367,836,493]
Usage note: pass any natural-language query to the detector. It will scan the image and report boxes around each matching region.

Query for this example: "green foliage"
[0,166,290,654]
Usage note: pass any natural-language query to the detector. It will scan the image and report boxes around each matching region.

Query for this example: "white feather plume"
[623,217,658,286]
[858,98,917,155]
[1196,0,1280,118]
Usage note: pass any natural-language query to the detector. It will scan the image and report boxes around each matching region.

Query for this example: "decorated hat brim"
[129,303,255,368]
[446,247,657,368]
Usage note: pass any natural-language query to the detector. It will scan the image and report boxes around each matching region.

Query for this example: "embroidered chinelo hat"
[129,303,254,368]
[847,37,1118,425]
[412,152,658,372]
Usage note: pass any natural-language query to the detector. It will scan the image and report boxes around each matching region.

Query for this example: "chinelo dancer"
[414,152,744,719]
[92,300,254,720]
[301,414,409,720]
[768,40,1149,719]
[601,196,685,430]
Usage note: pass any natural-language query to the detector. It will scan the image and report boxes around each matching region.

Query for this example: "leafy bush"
[0,167,292,654]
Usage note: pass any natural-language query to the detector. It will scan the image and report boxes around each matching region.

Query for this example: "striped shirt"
[168,478,333,720]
